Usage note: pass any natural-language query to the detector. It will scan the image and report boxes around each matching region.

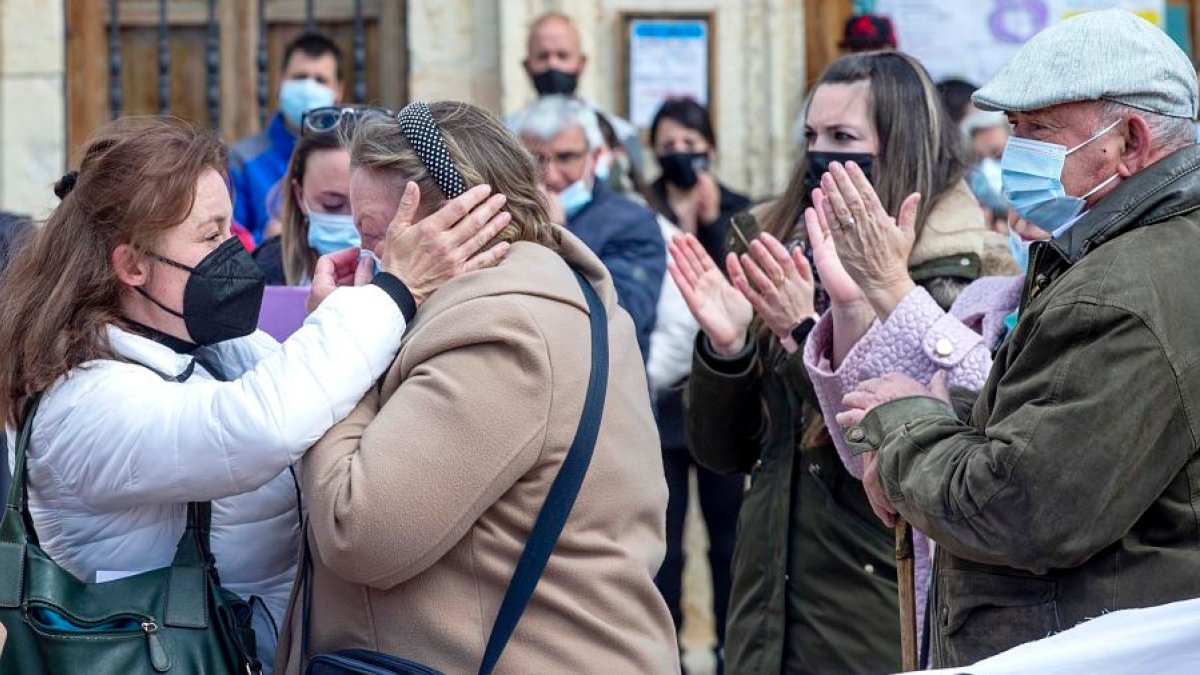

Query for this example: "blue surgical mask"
[978,157,1003,197]
[280,78,335,127]
[594,153,612,181]
[1007,228,1032,274]
[558,178,593,220]
[305,206,360,256]
[1000,119,1121,236]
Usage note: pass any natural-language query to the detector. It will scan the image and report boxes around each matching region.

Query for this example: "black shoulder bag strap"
[478,271,609,674]
[300,271,610,675]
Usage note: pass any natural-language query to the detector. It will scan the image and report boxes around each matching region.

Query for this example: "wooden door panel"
[116,25,209,126]
[66,0,407,157]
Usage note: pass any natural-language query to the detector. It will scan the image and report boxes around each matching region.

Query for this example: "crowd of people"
[2,6,1200,675]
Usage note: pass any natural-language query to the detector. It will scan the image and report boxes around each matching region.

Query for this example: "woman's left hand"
[727,232,816,353]
[820,161,919,316]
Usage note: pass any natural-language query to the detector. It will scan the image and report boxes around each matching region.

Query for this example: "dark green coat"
[848,145,1200,667]
[686,329,902,675]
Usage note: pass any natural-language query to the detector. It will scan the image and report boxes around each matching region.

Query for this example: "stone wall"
[0,0,65,219]
[0,1,806,216]
[407,0,807,201]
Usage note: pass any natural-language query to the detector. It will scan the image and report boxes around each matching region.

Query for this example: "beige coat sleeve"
[302,298,554,589]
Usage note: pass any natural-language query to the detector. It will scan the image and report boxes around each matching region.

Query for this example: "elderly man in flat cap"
[837,9,1200,667]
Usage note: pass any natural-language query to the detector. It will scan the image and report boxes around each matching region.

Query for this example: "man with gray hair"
[517,95,664,359]
[837,9,1200,667]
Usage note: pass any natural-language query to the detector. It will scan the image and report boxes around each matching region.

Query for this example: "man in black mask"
[512,12,645,177]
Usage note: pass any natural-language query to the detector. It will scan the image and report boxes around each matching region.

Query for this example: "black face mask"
[658,152,709,190]
[803,151,874,201]
[531,68,579,96]
[136,236,266,346]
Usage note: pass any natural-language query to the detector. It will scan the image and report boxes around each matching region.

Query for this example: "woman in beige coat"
[276,102,679,674]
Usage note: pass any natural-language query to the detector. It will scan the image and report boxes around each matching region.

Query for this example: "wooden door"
[804,0,853,87]
[65,0,408,163]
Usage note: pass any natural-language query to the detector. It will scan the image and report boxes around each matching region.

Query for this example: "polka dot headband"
[396,101,467,200]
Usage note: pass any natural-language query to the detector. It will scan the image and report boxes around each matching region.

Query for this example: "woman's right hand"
[807,188,879,368]
[308,247,366,313]
[380,182,512,306]
[668,233,753,357]
[819,161,918,318]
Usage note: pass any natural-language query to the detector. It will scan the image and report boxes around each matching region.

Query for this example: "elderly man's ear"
[1116,114,1155,177]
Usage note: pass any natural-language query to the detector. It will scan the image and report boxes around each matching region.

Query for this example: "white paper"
[627,19,709,129]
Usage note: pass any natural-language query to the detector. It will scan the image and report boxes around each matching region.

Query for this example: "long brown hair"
[347,101,559,251]
[279,130,344,285]
[759,51,967,241]
[0,116,227,426]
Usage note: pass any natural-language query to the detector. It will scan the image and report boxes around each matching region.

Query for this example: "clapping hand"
[727,232,816,353]
[820,161,919,317]
[667,233,754,357]
[804,189,867,307]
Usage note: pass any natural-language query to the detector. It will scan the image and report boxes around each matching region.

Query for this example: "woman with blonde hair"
[277,101,679,674]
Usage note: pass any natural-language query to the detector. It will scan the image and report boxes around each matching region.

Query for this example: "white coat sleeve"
[647,217,700,393]
[646,273,700,394]
[36,284,406,510]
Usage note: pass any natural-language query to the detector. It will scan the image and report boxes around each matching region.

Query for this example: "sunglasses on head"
[301,106,394,137]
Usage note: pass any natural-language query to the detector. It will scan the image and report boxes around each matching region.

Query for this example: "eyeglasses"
[533,149,589,170]
[301,106,393,137]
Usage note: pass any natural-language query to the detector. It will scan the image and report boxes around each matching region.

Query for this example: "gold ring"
[772,275,785,289]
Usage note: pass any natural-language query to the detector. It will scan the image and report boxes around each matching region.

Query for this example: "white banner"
[920,596,1200,675]
[874,0,1166,86]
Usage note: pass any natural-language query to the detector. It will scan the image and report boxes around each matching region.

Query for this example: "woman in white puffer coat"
[0,117,509,672]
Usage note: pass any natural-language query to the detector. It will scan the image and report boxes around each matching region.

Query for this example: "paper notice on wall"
[627,19,710,129]
[874,0,1165,87]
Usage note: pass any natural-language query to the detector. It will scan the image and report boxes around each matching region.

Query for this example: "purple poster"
[257,286,310,342]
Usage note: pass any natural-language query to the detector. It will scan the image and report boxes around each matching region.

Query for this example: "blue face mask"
[1000,119,1121,236]
[305,207,360,256]
[558,178,593,220]
[1007,228,1032,274]
[280,78,336,127]
[978,157,1003,197]
[594,153,612,182]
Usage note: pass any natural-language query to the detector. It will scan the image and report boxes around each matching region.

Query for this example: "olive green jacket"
[686,333,901,675]
[847,145,1200,667]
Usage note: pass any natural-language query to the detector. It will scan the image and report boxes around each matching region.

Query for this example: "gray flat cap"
[974,9,1198,119]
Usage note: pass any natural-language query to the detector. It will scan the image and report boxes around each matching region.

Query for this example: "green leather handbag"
[0,398,262,673]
